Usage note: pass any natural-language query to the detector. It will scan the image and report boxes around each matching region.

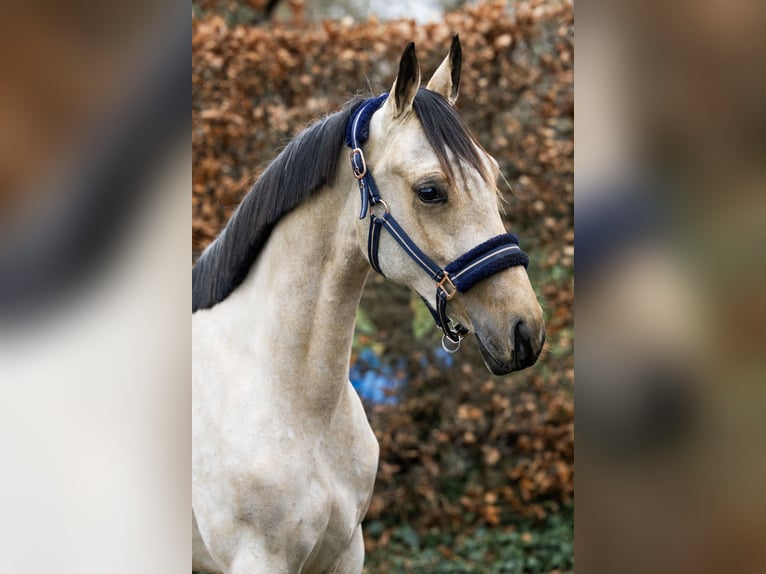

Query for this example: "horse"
[192,37,545,574]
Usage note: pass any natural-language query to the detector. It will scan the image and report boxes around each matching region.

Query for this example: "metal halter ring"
[441,333,462,354]
[350,148,367,179]
[370,199,390,217]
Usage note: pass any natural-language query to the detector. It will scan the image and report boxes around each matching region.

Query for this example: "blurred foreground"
[576,0,766,572]
[0,1,189,572]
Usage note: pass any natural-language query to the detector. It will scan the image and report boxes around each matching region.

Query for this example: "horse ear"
[388,42,421,118]
[426,34,462,105]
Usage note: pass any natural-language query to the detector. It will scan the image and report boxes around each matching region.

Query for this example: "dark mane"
[193,89,489,312]
[192,99,364,312]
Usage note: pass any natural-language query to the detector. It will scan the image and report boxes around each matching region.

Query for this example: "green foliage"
[364,504,574,573]
[411,292,440,341]
[355,307,376,336]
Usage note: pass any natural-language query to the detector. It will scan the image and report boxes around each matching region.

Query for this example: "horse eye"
[416,186,446,204]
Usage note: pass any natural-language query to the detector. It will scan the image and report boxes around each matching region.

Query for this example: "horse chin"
[475,335,514,376]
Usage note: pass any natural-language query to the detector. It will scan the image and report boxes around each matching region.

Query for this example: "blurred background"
[192,0,573,571]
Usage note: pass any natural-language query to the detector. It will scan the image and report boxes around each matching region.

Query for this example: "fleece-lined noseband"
[346,94,529,352]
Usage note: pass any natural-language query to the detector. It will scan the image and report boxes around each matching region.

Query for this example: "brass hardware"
[437,272,457,301]
[350,148,367,179]
[370,199,390,217]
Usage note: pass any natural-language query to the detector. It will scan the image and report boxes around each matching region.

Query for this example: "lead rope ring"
[441,332,463,354]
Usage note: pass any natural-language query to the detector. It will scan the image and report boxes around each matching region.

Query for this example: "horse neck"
[226,167,369,414]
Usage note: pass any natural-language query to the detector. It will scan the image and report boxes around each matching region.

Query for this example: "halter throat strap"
[345,95,529,352]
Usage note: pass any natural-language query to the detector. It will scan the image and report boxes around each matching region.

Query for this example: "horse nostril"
[513,320,535,367]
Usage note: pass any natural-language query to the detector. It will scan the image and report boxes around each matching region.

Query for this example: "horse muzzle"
[476,319,546,375]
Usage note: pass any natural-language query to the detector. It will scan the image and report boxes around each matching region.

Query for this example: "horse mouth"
[476,330,545,375]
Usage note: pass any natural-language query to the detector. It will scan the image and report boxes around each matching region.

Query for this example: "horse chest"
[302,388,379,568]
[238,387,379,573]
[193,343,379,572]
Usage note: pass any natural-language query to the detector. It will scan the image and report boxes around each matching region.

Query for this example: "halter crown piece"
[345,94,529,353]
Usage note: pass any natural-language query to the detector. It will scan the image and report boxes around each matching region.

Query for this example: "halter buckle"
[350,148,367,180]
[436,272,457,301]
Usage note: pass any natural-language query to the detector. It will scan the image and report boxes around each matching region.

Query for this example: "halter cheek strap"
[345,94,529,352]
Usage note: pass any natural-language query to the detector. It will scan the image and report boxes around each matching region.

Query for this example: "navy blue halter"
[345,94,529,352]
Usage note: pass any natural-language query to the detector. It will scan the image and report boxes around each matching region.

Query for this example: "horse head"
[352,38,545,374]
